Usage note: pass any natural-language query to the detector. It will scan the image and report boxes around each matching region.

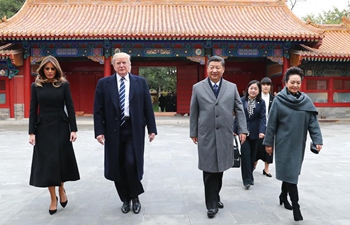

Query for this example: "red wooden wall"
[65,72,103,114]
[61,60,104,115]
[224,61,266,95]
[176,64,199,114]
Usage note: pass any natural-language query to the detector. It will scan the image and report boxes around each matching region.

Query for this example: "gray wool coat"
[190,78,248,173]
[263,87,323,184]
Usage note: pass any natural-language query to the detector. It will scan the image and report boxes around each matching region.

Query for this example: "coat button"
[115,117,118,120]
[114,129,117,132]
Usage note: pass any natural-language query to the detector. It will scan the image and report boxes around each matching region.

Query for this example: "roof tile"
[298,20,350,60]
[0,0,322,41]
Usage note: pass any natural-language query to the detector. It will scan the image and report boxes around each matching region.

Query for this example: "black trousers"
[203,171,223,210]
[114,120,144,203]
[241,137,259,185]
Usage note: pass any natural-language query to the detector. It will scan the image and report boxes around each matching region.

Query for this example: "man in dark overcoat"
[190,56,248,218]
[94,52,157,214]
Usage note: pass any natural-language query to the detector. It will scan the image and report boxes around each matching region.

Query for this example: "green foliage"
[302,3,350,24]
[139,67,177,95]
[0,0,25,19]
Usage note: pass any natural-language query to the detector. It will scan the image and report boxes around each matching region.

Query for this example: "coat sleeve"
[233,86,248,135]
[189,85,199,138]
[64,82,78,132]
[308,112,323,145]
[29,83,38,134]
[93,78,106,138]
[142,78,157,134]
[259,100,266,134]
[263,100,278,146]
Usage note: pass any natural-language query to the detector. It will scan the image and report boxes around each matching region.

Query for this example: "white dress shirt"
[262,93,270,121]
[116,73,130,117]
[210,80,221,90]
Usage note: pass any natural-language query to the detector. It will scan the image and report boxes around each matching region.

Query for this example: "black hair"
[207,56,225,67]
[284,66,304,83]
[261,77,272,85]
[244,80,262,101]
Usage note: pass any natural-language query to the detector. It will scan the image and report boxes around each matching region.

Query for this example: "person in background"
[235,80,266,189]
[28,55,80,215]
[241,90,246,97]
[263,66,323,221]
[190,56,248,219]
[158,94,166,112]
[254,77,274,177]
[94,52,157,214]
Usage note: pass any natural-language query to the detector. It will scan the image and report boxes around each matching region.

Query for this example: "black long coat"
[29,82,80,187]
[93,74,157,182]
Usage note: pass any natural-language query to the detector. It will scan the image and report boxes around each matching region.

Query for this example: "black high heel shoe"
[49,196,58,215]
[293,204,303,221]
[279,193,292,210]
[263,169,272,177]
[60,189,68,208]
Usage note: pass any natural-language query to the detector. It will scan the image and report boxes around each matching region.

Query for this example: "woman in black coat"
[235,80,266,189]
[28,55,80,215]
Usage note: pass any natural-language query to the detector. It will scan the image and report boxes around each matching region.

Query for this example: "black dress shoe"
[60,188,68,208]
[207,208,218,218]
[244,183,250,189]
[121,201,131,213]
[132,198,141,214]
[263,169,272,177]
[49,196,58,215]
[217,201,224,209]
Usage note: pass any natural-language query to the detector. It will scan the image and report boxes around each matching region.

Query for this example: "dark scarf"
[276,87,318,114]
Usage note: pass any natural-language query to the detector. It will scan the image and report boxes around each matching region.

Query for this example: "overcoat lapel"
[203,78,216,100]
[129,73,139,101]
[217,80,227,100]
[203,78,227,101]
[107,75,120,111]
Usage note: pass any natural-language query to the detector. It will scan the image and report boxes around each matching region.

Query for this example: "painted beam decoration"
[212,42,285,58]
[0,58,19,79]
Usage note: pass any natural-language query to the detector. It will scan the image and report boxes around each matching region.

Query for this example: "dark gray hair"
[207,56,225,67]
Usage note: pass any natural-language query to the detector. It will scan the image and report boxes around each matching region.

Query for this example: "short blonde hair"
[112,52,131,65]
[35,55,66,87]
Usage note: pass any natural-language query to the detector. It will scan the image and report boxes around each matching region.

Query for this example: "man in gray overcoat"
[190,56,248,218]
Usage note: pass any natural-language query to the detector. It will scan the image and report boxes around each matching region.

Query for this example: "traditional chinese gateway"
[0,0,349,119]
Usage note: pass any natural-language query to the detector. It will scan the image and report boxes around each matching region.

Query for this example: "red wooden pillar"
[104,56,111,77]
[24,57,31,118]
[328,77,334,104]
[9,78,14,118]
[204,56,209,78]
[282,56,290,77]
[282,56,290,88]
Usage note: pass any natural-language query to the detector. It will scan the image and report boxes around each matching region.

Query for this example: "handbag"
[232,135,241,168]
[310,142,319,154]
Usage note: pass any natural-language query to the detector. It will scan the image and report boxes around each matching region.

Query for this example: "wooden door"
[66,72,103,115]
